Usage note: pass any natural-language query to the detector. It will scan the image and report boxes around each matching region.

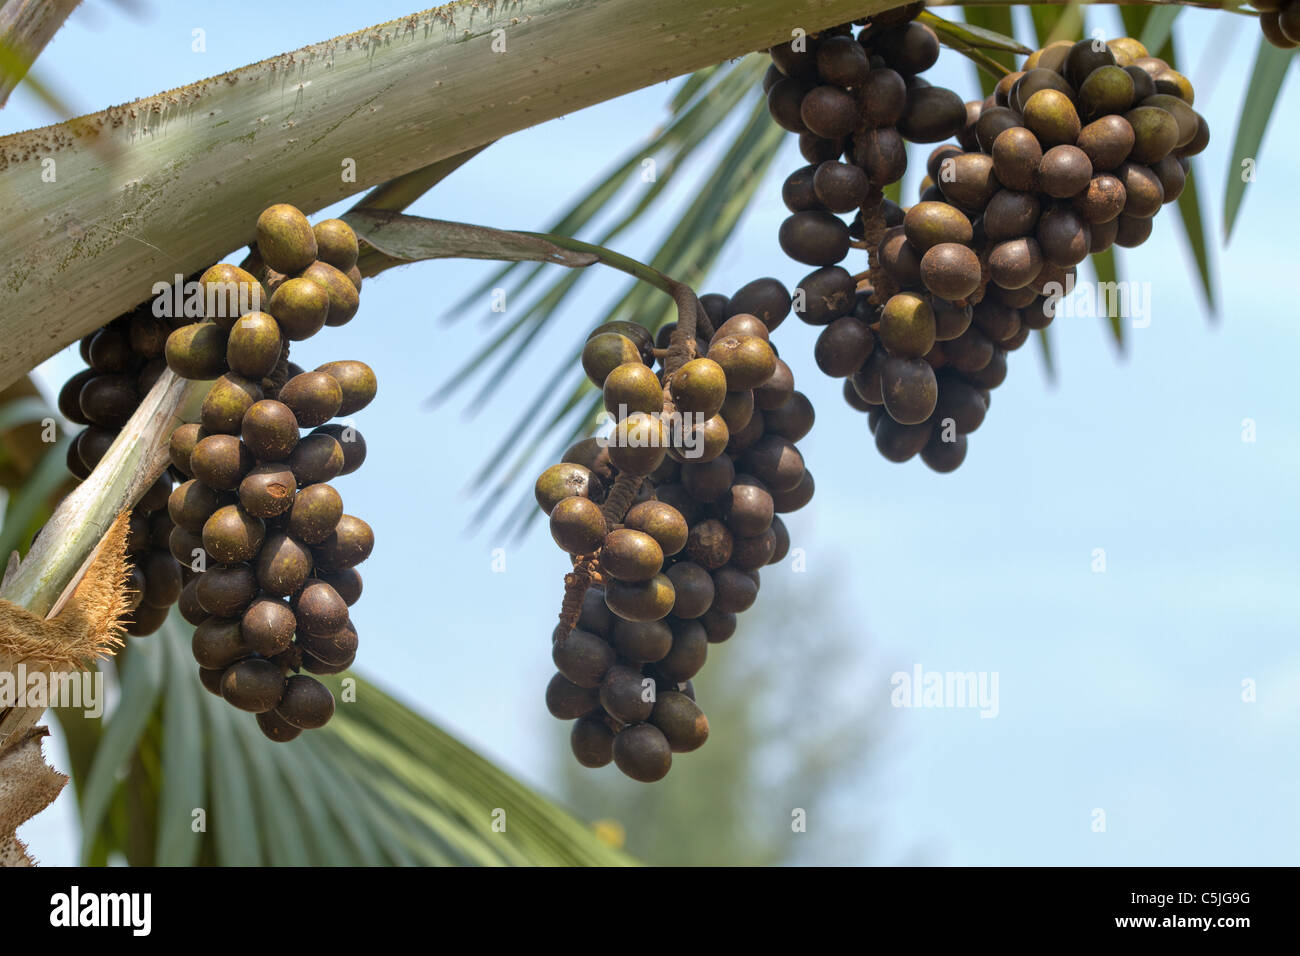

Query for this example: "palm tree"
[0,0,1290,864]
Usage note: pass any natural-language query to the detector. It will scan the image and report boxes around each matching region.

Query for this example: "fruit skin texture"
[550,496,607,554]
[256,203,317,274]
[613,723,672,782]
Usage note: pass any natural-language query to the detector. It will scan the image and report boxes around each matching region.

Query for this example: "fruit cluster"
[56,298,191,634]
[163,204,376,742]
[538,282,811,782]
[1258,0,1300,49]
[765,9,1207,469]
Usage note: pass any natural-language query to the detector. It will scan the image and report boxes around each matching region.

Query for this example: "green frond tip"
[919,10,1032,55]
[1223,38,1291,244]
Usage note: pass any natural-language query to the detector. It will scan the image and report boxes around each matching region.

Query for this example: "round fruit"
[255,532,313,596]
[189,434,254,491]
[241,400,300,461]
[276,674,336,729]
[316,360,378,416]
[256,203,317,274]
[241,596,297,656]
[201,373,264,435]
[571,716,615,767]
[287,483,344,544]
[604,573,676,622]
[600,528,664,582]
[165,323,228,380]
[550,496,607,554]
[312,219,359,272]
[226,312,283,379]
[650,691,709,752]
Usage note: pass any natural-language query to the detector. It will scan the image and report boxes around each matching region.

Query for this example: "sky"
[5,2,1299,866]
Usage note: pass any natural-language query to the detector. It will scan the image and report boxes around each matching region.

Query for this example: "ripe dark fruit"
[782,165,820,212]
[168,423,205,477]
[1151,155,1186,204]
[879,227,923,285]
[316,360,378,416]
[295,579,349,636]
[793,266,856,325]
[1117,162,1164,217]
[664,562,715,619]
[1073,174,1127,223]
[754,359,795,409]
[763,390,815,442]
[800,85,858,139]
[241,596,297,656]
[991,127,1043,192]
[874,416,932,463]
[709,565,758,615]
[728,277,792,331]
[202,505,265,564]
[287,483,344,544]
[1078,65,1134,117]
[297,623,359,667]
[681,455,734,504]
[189,434,254,491]
[312,424,366,475]
[552,629,614,688]
[920,243,981,301]
[604,573,676,622]
[650,691,709,753]
[738,435,804,494]
[1077,115,1135,172]
[814,317,873,378]
[256,709,303,742]
[165,322,228,380]
[238,463,298,519]
[904,202,976,254]
[613,723,671,782]
[1114,214,1154,247]
[719,478,774,538]
[550,497,607,555]
[989,238,1044,290]
[289,432,345,487]
[604,362,663,418]
[767,76,812,133]
[167,479,220,532]
[547,673,599,719]
[240,399,300,462]
[984,189,1041,241]
[705,335,777,391]
[600,529,664,583]
[937,153,998,213]
[78,375,138,428]
[221,659,286,714]
[778,211,851,266]
[881,357,938,426]
[898,86,966,143]
[1010,68,1074,114]
[611,619,673,663]
[256,532,313,596]
[201,373,264,434]
[812,161,870,212]
[196,563,257,617]
[1036,206,1091,267]
[191,616,253,670]
[571,716,615,768]
[1038,145,1093,199]
[600,664,655,723]
[276,674,335,729]
[226,312,283,379]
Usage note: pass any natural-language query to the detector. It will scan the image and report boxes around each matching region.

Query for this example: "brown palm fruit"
[266,278,328,342]
[812,161,870,213]
[581,332,642,388]
[547,672,599,719]
[728,277,791,331]
[297,622,359,668]
[1038,145,1093,199]
[709,565,758,615]
[684,518,733,570]
[1010,68,1075,113]
[256,204,317,274]
[300,261,360,327]
[754,358,794,410]
[610,618,673,664]
[1023,89,1081,147]
[1140,94,1199,149]
[312,424,366,475]
[667,358,726,419]
[202,505,265,564]
[256,532,313,596]
[1077,115,1135,172]
[1125,105,1180,163]
[287,483,344,544]
[778,211,851,266]
[165,322,228,380]
[763,390,815,442]
[196,563,258,618]
[989,238,1044,290]
[603,362,662,419]
[78,375,137,428]
[225,312,283,379]
[256,709,303,742]
[604,573,676,622]
[238,463,297,519]
[1116,162,1165,217]
[881,357,938,425]
[199,264,268,330]
[859,66,907,126]
[275,674,336,730]
[241,400,300,461]
[288,432,345,487]
[920,243,982,301]
[220,658,287,714]
[664,562,715,619]
[984,189,1041,241]
[600,528,664,583]
[607,412,668,475]
[1078,65,1135,118]
[168,422,206,477]
[904,202,974,251]
[623,500,688,558]
[898,86,966,142]
[191,616,253,670]
[1037,205,1092,267]
[937,153,998,213]
[1151,155,1186,204]
[879,227,923,286]
[706,335,777,391]
[681,455,735,503]
[189,434,254,491]
[738,435,805,493]
[315,360,378,416]
[1072,174,1127,223]
[201,373,264,434]
[1114,214,1154,247]
[613,723,672,782]
[991,127,1043,192]
[766,75,812,133]
[718,476,774,538]
[312,219,360,272]
[550,496,607,554]
[294,579,349,636]
[657,618,710,681]
[801,85,858,139]
[241,596,296,656]
[534,463,601,516]
[792,266,856,326]
[570,715,615,768]
[650,691,709,753]
[278,372,342,428]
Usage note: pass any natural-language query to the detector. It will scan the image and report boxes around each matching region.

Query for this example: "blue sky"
[6,2,1299,865]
